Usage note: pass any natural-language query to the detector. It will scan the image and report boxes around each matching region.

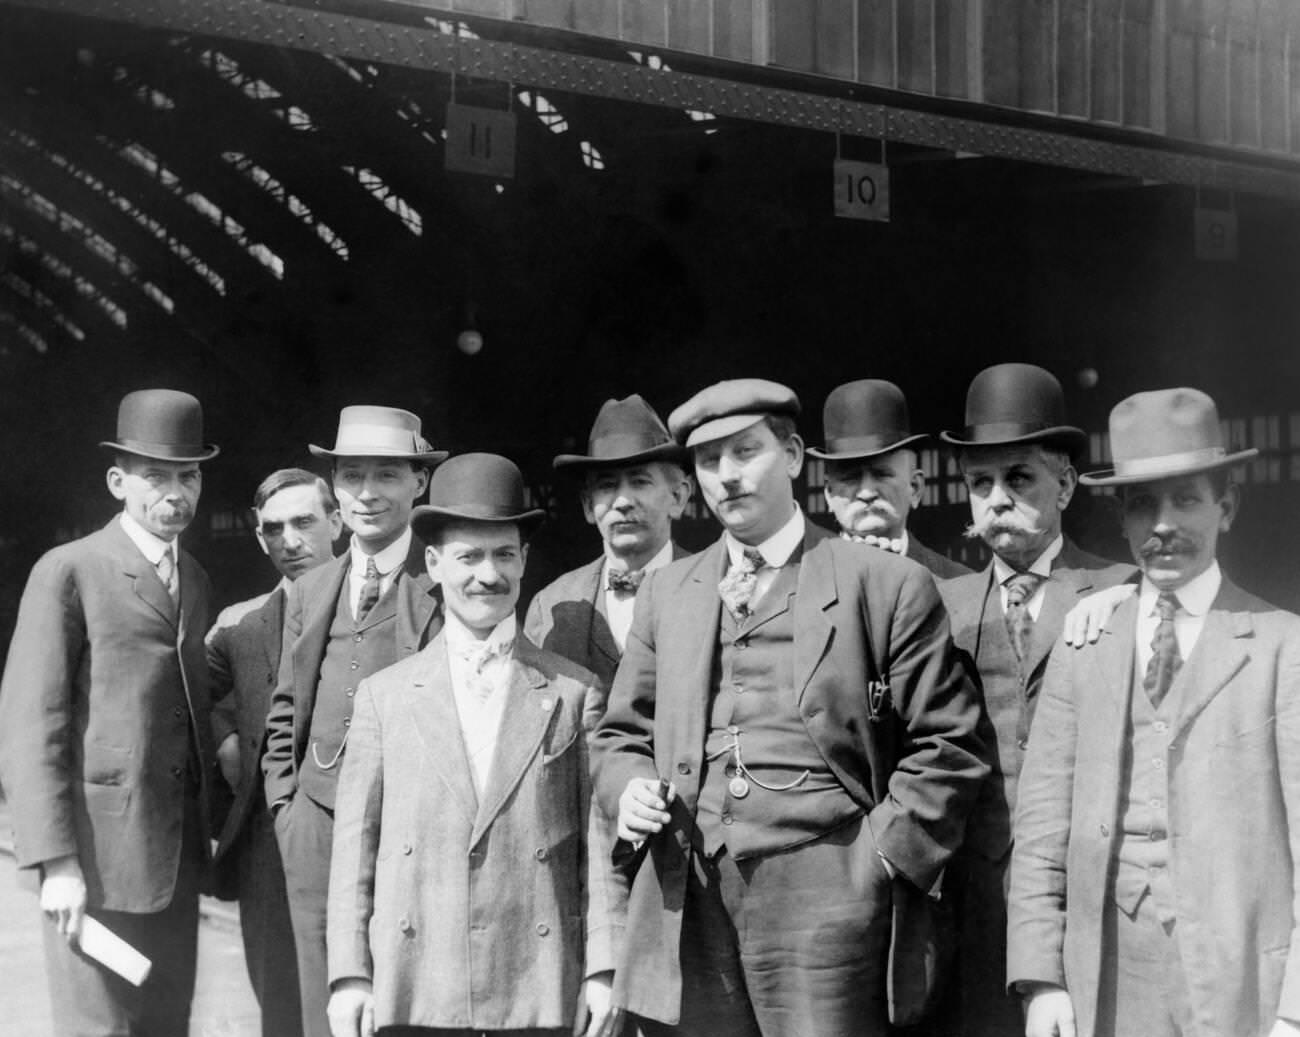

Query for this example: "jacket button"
[398,917,411,933]
[536,923,549,936]
[402,843,412,855]
[173,707,184,719]
[1017,738,1028,751]
[354,634,363,643]
[171,766,183,779]
[534,847,548,861]
[1099,823,1110,837]
[676,762,691,775]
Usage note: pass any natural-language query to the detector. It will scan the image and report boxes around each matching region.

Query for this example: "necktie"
[718,548,765,620]
[156,549,178,606]
[607,568,644,595]
[1004,571,1047,672]
[356,557,382,622]
[459,638,514,702]
[1144,592,1182,707]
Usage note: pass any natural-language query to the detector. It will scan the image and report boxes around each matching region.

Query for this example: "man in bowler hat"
[810,379,970,579]
[0,389,219,1036]
[937,363,1132,1037]
[1009,388,1300,1037]
[263,405,446,1037]
[327,454,624,1037]
[592,378,988,1037]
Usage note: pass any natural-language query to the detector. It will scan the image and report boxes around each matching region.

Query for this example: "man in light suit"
[810,379,970,579]
[263,406,446,1037]
[592,379,988,1037]
[525,394,692,689]
[1008,387,1300,1037]
[936,362,1133,1037]
[0,389,219,1036]
[207,468,343,1036]
[327,453,624,1037]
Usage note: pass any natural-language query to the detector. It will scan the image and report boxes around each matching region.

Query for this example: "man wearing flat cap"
[811,379,969,579]
[263,405,446,1037]
[937,362,1132,1037]
[591,378,988,1037]
[0,389,219,1036]
[525,394,693,690]
[327,453,624,1037]
[1008,387,1300,1037]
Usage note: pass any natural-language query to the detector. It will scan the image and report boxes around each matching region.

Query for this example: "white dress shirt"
[120,512,178,595]
[724,505,806,610]
[444,612,517,797]
[1135,562,1221,674]
[992,534,1064,621]
[603,539,675,652]
[348,528,412,620]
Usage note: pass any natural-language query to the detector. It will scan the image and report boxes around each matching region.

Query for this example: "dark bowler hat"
[308,405,448,465]
[553,394,688,470]
[807,379,928,461]
[99,389,220,462]
[1080,388,1258,486]
[410,453,546,540]
[940,362,1087,458]
[668,378,800,449]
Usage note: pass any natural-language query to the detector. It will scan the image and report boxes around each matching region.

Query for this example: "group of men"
[0,361,1296,1037]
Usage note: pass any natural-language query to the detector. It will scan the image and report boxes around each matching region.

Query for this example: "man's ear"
[1218,482,1240,533]
[580,487,598,527]
[327,509,345,540]
[908,469,926,509]
[668,472,693,520]
[106,466,127,501]
[784,433,806,478]
[1057,464,1079,510]
[424,543,442,583]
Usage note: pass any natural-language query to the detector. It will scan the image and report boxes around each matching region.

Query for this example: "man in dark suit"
[0,389,219,1036]
[207,467,343,1036]
[262,406,446,1037]
[591,379,988,1037]
[936,363,1132,1037]
[1009,388,1300,1037]
[524,394,692,689]
[810,379,970,579]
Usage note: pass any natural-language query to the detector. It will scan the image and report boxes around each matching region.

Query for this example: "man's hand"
[1062,583,1136,647]
[40,855,87,942]
[616,778,673,843]
[577,970,624,1037]
[216,731,241,789]
[1024,985,1075,1037]
[1267,1020,1300,1037]
[327,978,375,1037]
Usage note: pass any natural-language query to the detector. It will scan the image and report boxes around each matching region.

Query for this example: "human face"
[255,482,343,581]
[694,420,803,546]
[1121,474,1235,591]
[425,521,527,637]
[962,445,1076,570]
[581,462,690,570]
[823,449,924,539]
[333,458,428,552]
[107,456,202,541]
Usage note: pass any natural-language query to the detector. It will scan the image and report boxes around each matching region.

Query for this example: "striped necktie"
[1144,592,1182,707]
[356,557,382,622]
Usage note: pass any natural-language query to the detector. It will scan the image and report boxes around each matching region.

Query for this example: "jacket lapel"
[294,555,350,721]
[1093,594,1140,731]
[260,587,285,675]
[1024,553,1102,678]
[794,534,837,704]
[1169,582,1253,743]
[580,557,621,672]
[407,641,478,821]
[110,520,177,629]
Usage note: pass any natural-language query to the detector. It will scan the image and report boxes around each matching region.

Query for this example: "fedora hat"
[807,380,929,461]
[940,363,1087,457]
[553,395,688,470]
[668,379,801,448]
[308,405,448,464]
[99,389,220,462]
[1080,388,1258,486]
[410,453,546,540]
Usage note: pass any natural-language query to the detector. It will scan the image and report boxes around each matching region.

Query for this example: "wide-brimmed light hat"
[940,363,1087,458]
[553,394,688,470]
[308,405,448,464]
[807,379,928,461]
[99,389,220,462]
[410,453,546,540]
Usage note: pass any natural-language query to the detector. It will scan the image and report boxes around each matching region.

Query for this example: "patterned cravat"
[607,568,644,595]
[718,548,766,620]
[458,638,515,702]
[1004,571,1047,671]
[1144,592,1182,707]
[356,557,382,622]
[156,549,178,606]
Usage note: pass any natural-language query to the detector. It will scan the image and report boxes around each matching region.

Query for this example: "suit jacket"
[262,539,441,809]
[907,534,972,580]
[523,543,692,690]
[0,518,214,912]
[939,538,1133,860]
[327,634,622,1030]
[590,523,989,1021]
[1007,578,1300,1037]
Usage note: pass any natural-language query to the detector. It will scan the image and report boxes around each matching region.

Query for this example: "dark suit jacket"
[262,539,441,810]
[0,518,214,912]
[907,535,972,580]
[591,522,989,1021]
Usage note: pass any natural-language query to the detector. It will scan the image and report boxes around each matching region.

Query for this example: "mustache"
[963,512,1041,541]
[470,582,511,595]
[1138,534,1196,558]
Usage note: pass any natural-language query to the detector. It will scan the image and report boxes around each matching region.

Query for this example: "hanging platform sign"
[1194,205,1237,262]
[834,159,890,222]
[445,103,516,179]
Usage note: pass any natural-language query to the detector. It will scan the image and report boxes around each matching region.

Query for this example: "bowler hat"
[308,405,448,465]
[99,389,220,462]
[553,395,688,470]
[668,379,801,449]
[940,363,1087,457]
[807,380,929,461]
[1080,388,1257,486]
[410,453,546,540]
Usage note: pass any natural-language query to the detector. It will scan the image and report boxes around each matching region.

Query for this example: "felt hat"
[410,453,546,540]
[668,379,801,449]
[308,405,448,464]
[940,363,1087,458]
[1080,387,1258,486]
[99,389,220,462]
[552,395,688,470]
[807,380,929,461]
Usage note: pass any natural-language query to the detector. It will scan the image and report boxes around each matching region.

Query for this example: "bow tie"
[454,638,514,672]
[607,569,644,594]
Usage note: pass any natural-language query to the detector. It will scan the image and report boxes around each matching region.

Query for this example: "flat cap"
[668,379,801,448]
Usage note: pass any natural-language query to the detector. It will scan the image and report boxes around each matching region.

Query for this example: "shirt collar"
[350,527,412,577]
[603,538,674,579]
[992,533,1064,586]
[119,511,174,566]
[1139,561,1221,618]
[726,505,805,569]
[443,610,518,655]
